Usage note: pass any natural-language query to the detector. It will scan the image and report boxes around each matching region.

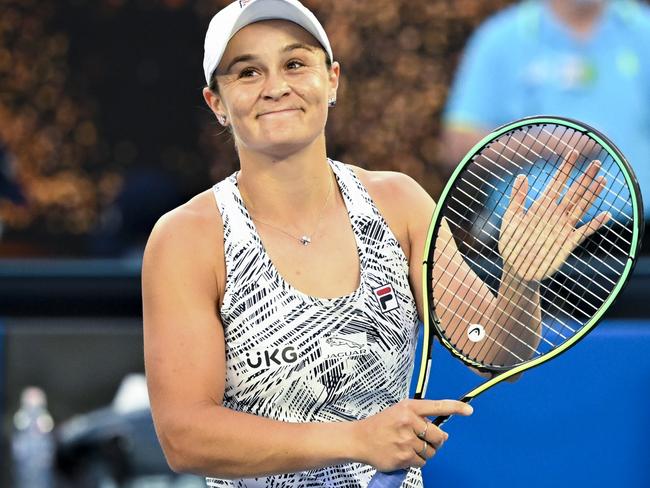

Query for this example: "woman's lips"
[258,108,302,118]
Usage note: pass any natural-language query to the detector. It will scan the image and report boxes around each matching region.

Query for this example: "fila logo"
[245,346,298,370]
[373,284,399,313]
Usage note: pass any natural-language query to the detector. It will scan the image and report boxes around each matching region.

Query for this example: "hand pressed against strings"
[499,149,612,283]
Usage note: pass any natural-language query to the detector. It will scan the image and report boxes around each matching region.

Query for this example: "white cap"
[203,0,333,85]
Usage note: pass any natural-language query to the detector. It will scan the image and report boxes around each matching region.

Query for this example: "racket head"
[414,116,644,398]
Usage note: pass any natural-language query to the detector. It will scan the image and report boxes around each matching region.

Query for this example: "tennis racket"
[368,116,644,487]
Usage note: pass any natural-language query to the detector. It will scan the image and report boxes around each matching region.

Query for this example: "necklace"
[239,171,334,246]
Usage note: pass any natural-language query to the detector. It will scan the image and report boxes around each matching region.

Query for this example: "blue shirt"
[444,0,650,216]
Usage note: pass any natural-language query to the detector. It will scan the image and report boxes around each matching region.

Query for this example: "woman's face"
[205,20,339,158]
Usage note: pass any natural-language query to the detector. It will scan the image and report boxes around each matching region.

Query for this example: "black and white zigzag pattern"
[207,160,421,487]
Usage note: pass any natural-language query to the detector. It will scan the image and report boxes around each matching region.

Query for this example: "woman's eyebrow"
[282,43,316,53]
[220,44,316,74]
[221,54,258,74]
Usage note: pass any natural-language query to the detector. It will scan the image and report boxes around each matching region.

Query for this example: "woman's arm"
[143,203,352,477]
[404,152,606,368]
[394,173,541,367]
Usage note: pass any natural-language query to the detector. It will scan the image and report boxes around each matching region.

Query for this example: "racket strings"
[436,126,584,354]
[447,173,619,295]
[435,128,568,363]
[492,141,635,264]
[500,129,632,215]
[541,128,635,215]
[473,149,633,283]
[456,163,623,300]
[477,126,632,273]
[487,129,635,237]
[481,129,604,362]
[440,200,602,331]
[441,215,601,355]
[487,129,634,235]
[508,127,632,350]
[432,123,634,368]
[448,188,618,297]
[470,125,586,363]
[510,129,635,276]
[432,247,564,346]
[479,126,632,360]
[437,218,583,333]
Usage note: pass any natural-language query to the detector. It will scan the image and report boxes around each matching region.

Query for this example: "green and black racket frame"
[419,115,644,425]
[369,115,643,487]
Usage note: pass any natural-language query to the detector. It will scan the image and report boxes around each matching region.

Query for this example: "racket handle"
[367,468,408,488]
[365,417,455,488]
[368,397,473,486]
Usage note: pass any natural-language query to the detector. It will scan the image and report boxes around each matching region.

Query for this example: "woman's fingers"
[567,175,607,226]
[562,160,602,213]
[575,211,612,245]
[411,399,473,418]
[540,149,578,206]
[411,418,454,464]
[499,150,613,283]
[359,399,473,471]
[413,438,431,462]
[504,174,528,223]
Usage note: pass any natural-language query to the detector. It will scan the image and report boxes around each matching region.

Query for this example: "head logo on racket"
[467,324,486,342]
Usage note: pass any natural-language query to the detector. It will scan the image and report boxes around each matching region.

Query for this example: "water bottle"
[11,386,55,488]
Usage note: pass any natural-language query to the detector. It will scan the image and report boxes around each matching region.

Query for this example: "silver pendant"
[300,236,311,246]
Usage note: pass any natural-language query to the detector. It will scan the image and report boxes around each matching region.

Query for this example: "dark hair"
[207,49,333,94]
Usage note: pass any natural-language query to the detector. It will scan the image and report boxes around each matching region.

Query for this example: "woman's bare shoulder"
[346,164,434,213]
[152,189,222,238]
[143,188,225,291]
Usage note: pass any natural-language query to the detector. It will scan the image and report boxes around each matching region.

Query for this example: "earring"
[328,97,337,108]
[217,114,227,126]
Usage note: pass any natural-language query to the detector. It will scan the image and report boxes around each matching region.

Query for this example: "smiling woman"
[203,20,338,159]
[142,0,612,486]
[141,1,480,487]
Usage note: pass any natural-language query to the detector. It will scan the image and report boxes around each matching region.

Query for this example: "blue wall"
[417,320,650,488]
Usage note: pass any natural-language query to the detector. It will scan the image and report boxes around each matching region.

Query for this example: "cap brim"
[204,0,332,84]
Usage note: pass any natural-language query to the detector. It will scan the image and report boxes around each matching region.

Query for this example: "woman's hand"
[352,399,473,472]
[499,150,611,283]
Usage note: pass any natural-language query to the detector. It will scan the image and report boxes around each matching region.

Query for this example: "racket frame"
[414,115,644,402]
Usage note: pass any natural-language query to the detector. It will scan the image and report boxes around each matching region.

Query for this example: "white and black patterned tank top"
[208,159,421,487]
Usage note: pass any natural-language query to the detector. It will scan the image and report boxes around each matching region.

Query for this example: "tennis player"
[142,1,608,486]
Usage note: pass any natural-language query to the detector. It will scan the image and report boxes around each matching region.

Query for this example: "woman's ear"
[328,61,341,106]
[202,86,228,126]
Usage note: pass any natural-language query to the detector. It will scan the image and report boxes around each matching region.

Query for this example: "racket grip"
[367,398,472,486]
[367,469,408,488]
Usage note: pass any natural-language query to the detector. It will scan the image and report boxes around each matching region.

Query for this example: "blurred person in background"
[0,142,26,238]
[0,142,26,249]
[0,143,25,208]
[440,0,650,217]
